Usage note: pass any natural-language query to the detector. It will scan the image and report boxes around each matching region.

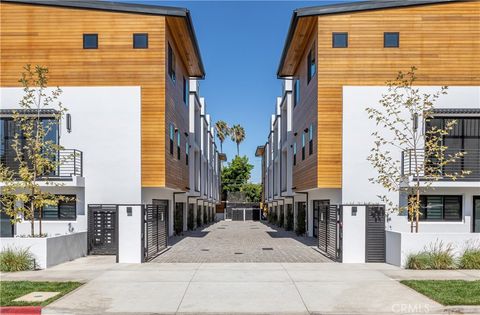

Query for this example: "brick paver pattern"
[152,221,331,263]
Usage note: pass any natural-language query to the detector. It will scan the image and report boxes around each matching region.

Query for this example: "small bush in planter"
[406,241,455,270]
[277,213,284,228]
[285,208,294,231]
[187,207,195,231]
[296,208,306,236]
[459,248,480,269]
[0,247,35,272]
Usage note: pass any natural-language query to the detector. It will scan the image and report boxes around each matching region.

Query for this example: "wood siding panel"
[0,3,179,188]
[315,1,480,188]
[292,21,318,191]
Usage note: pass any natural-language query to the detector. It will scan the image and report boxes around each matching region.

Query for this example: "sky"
[127,0,358,183]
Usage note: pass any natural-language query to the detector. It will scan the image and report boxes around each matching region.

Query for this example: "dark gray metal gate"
[144,202,168,261]
[88,205,117,255]
[366,205,386,262]
[318,204,342,261]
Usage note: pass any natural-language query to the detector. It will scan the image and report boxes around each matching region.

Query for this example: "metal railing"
[402,149,480,181]
[1,149,83,180]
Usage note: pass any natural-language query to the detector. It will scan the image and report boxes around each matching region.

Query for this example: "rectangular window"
[412,195,462,221]
[185,139,189,166]
[293,141,297,166]
[168,43,176,83]
[183,77,189,106]
[302,133,306,160]
[307,44,316,83]
[384,32,399,48]
[34,195,76,221]
[177,132,181,160]
[83,34,98,49]
[332,32,348,48]
[309,123,313,155]
[294,79,300,107]
[133,33,148,49]
[169,124,174,155]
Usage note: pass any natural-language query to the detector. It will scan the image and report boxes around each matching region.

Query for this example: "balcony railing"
[402,149,480,181]
[1,149,83,180]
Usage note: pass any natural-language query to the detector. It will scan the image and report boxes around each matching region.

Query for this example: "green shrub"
[406,241,455,270]
[0,247,35,272]
[459,249,480,269]
[196,208,202,228]
[296,207,306,236]
[187,206,194,231]
[277,212,284,228]
[285,207,293,231]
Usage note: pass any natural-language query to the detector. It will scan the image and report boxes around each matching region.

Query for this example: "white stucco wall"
[1,87,142,235]
[118,205,142,263]
[342,205,367,263]
[386,230,480,267]
[342,86,480,232]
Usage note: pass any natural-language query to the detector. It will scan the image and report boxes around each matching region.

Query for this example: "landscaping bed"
[0,281,82,307]
[401,280,480,306]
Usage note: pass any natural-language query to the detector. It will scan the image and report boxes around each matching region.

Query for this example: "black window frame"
[332,32,348,48]
[34,195,77,221]
[294,79,300,107]
[133,33,148,49]
[169,124,175,155]
[293,141,297,166]
[83,34,98,49]
[410,195,463,222]
[301,133,306,161]
[183,77,189,106]
[168,43,176,83]
[177,131,181,160]
[307,44,316,84]
[384,32,399,48]
[185,137,189,166]
[309,123,313,155]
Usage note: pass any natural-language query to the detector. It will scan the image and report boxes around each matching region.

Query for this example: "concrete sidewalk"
[2,257,479,314]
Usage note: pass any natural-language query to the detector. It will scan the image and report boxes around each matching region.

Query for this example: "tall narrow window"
[384,32,399,48]
[168,43,176,83]
[177,132,181,160]
[294,79,300,107]
[309,123,313,155]
[307,44,316,83]
[183,77,189,106]
[185,137,189,166]
[169,124,174,155]
[293,141,297,166]
[301,133,306,160]
[332,32,348,48]
[83,34,98,49]
[133,33,148,49]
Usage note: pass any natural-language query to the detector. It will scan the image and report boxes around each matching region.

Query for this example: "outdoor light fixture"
[66,113,72,133]
[412,113,418,131]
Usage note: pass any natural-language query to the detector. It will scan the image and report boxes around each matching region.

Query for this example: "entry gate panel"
[88,205,117,255]
[366,206,386,262]
[317,204,341,261]
[144,202,168,261]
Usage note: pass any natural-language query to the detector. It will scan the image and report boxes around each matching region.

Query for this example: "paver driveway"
[152,220,330,263]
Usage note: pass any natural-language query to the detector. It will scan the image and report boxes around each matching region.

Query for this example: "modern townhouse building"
[0,0,221,249]
[259,0,479,265]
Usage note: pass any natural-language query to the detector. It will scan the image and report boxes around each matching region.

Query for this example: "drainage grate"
[201,249,210,251]
[217,227,226,229]
[234,252,243,255]
[262,247,274,251]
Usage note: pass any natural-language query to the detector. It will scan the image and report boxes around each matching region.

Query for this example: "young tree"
[240,183,262,202]
[230,124,245,156]
[221,155,253,194]
[0,65,72,236]
[215,120,229,153]
[366,67,469,233]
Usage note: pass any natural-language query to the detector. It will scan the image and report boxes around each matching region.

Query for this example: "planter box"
[0,232,87,269]
[386,230,480,268]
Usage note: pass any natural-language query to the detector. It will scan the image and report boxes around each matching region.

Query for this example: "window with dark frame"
[294,79,300,107]
[169,124,174,155]
[293,141,297,166]
[133,33,148,49]
[177,132,181,160]
[410,195,462,221]
[384,32,399,48]
[185,139,189,166]
[301,133,306,160]
[309,123,313,155]
[183,77,189,105]
[34,195,76,221]
[332,32,348,48]
[307,44,316,83]
[168,43,176,83]
[83,34,98,49]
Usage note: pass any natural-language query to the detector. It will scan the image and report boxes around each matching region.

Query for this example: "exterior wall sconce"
[66,113,72,133]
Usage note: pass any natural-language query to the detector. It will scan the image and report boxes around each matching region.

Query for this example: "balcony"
[1,149,83,181]
[401,149,480,182]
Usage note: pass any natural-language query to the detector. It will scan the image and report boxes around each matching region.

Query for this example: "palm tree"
[230,124,245,156]
[215,120,229,153]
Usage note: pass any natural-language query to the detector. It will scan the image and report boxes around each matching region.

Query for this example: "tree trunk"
[30,202,35,236]
[220,141,223,154]
[236,143,239,156]
[415,189,420,233]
